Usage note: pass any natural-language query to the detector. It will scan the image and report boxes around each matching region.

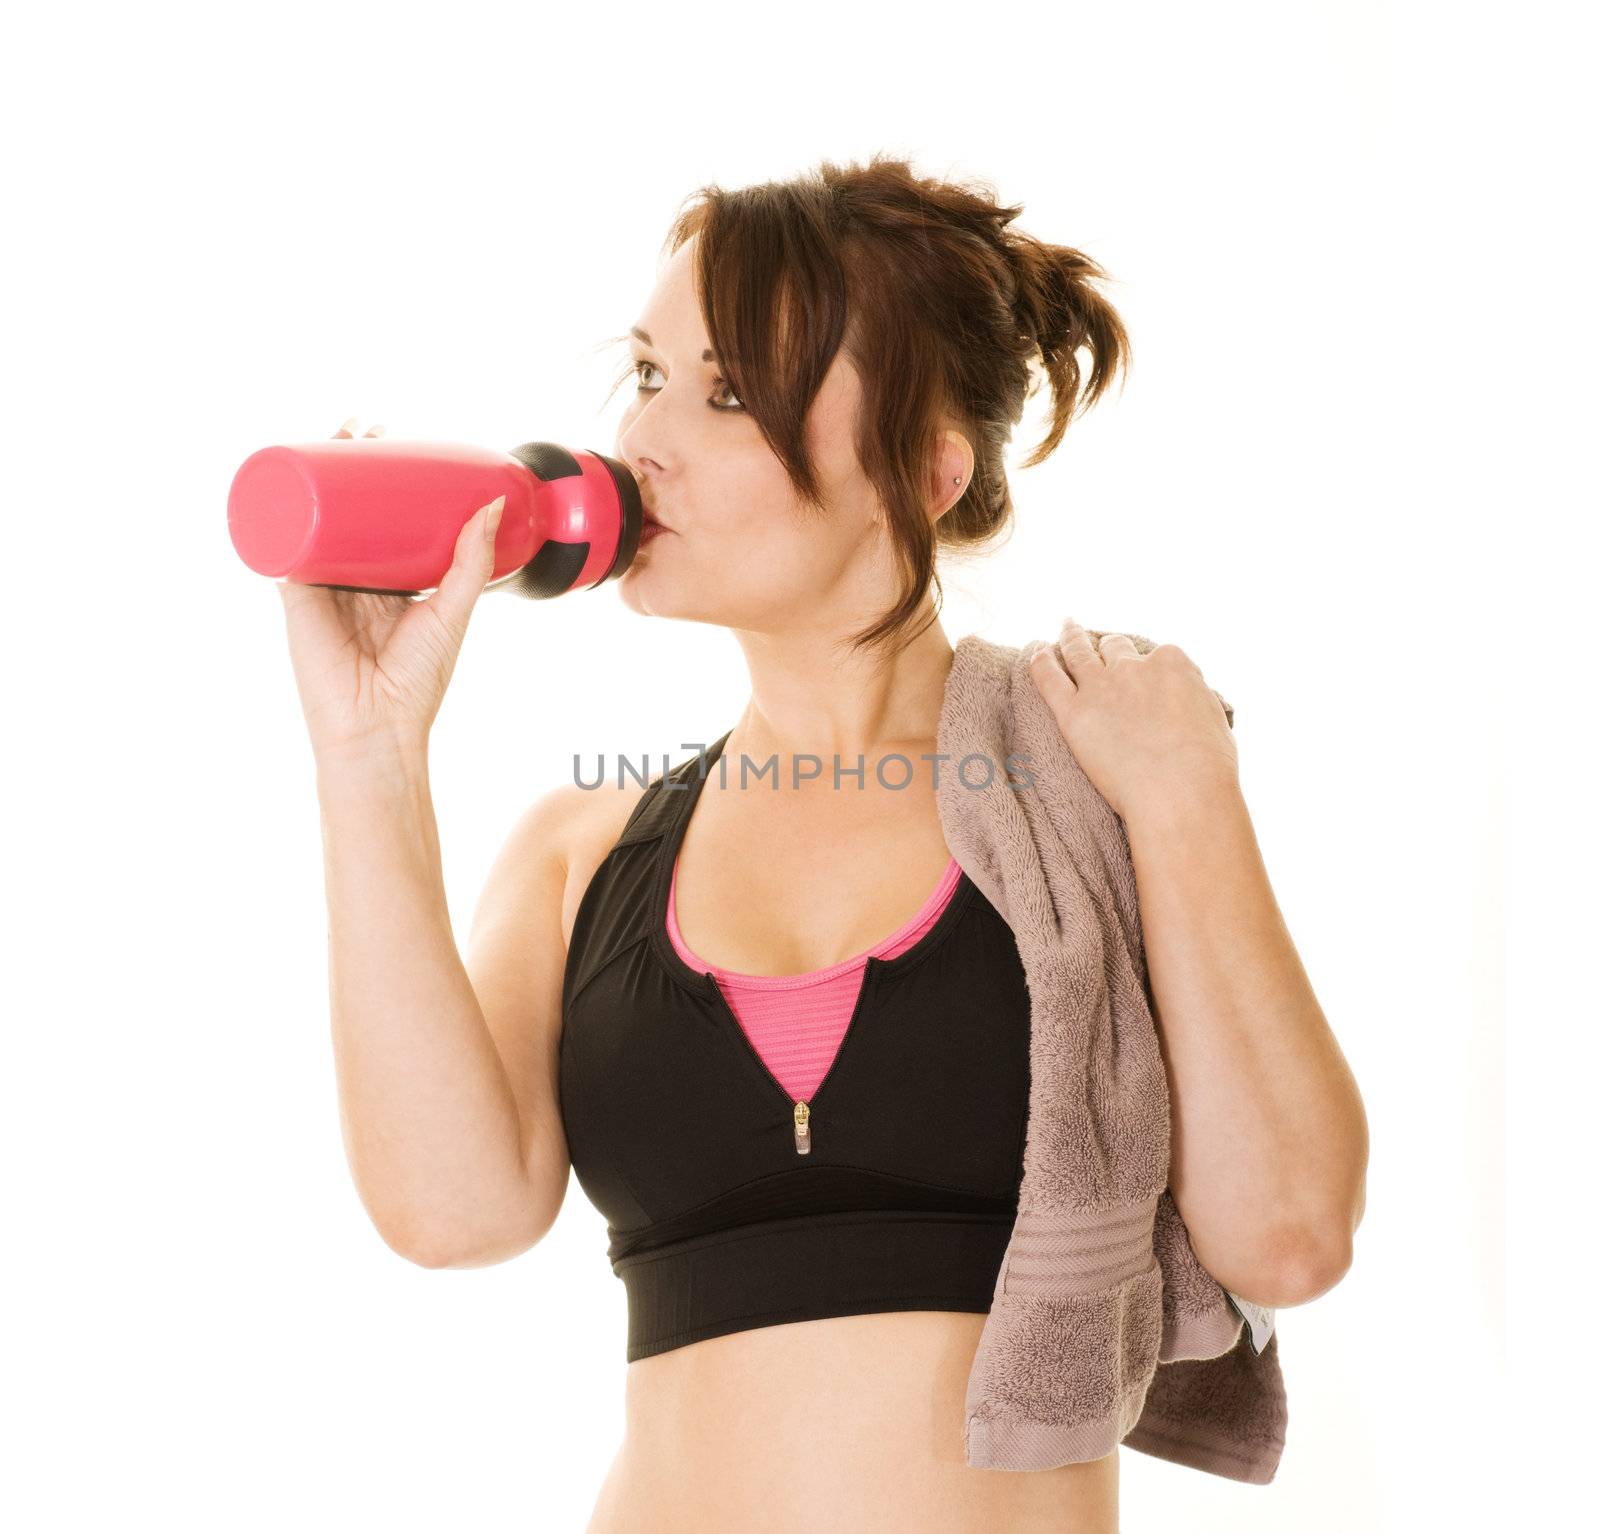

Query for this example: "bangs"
[665,185,851,513]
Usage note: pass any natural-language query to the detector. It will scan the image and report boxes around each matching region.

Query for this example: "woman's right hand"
[277,418,507,768]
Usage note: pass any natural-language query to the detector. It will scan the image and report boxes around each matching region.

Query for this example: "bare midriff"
[582,1310,1119,1534]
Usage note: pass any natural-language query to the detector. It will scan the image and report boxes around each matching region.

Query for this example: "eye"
[709,376,745,411]
[631,360,744,412]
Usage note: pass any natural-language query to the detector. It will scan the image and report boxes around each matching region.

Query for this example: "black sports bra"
[557,729,1034,1361]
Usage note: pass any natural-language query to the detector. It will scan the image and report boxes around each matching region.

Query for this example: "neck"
[726,605,956,774]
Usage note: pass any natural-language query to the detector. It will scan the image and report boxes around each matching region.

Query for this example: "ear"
[931,427,975,521]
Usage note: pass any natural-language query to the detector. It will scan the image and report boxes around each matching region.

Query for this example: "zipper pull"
[793,1100,811,1155]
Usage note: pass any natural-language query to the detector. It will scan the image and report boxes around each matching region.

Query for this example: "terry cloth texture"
[934,629,1289,1484]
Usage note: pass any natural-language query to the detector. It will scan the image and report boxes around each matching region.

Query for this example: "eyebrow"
[630,326,719,364]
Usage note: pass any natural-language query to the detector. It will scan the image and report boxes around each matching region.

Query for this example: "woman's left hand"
[1027,619,1239,823]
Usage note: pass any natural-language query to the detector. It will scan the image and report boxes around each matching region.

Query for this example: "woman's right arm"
[278,417,562,1267]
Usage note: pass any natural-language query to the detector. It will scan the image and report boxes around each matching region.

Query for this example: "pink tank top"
[666,852,964,1100]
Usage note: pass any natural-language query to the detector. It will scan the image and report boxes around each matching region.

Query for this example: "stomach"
[583,1309,1120,1534]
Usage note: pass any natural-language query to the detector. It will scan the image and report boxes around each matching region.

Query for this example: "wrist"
[314,734,431,796]
[1120,767,1244,831]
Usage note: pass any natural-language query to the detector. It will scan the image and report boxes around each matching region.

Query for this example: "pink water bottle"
[227,438,644,598]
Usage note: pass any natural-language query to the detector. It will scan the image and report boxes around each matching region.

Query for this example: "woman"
[280,155,1364,1532]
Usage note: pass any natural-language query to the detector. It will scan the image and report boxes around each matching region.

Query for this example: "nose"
[615,404,665,471]
[617,444,662,498]
[615,429,667,510]
[615,380,686,481]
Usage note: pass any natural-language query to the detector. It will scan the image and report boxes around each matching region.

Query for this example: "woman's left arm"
[1029,622,1369,1310]
[1121,775,1368,1308]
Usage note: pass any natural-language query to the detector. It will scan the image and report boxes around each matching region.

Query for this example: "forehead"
[633,241,706,347]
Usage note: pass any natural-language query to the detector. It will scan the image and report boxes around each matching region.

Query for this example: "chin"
[616,565,687,620]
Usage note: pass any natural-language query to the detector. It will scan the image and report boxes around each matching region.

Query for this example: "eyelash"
[630,360,745,412]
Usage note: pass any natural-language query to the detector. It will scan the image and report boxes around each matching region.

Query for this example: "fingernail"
[483,495,506,539]
[339,416,358,434]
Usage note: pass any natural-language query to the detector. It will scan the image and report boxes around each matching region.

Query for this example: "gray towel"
[935,628,1289,1484]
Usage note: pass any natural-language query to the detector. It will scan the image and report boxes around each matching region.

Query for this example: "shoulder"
[505,773,653,885]
[550,777,657,936]
[554,776,655,869]
[474,775,654,949]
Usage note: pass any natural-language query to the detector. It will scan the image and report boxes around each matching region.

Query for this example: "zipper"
[704,970,865,1156]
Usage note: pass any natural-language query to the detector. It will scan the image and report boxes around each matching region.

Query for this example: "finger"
[1028,645,1077,709]
[1056,617,1103,673]
[277,577,356,656]
[1097,632,1139,664]
[333,415,358,439]
[363,424,386,438]
[420,495,507,641]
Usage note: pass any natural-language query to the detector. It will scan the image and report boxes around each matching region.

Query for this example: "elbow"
[371,1210,475,1270]
[384,1219,546,1271]
[371,1179,562,1270]
[1254,1227,1354,1307]
[406,1240,463,1271]
[1249,1163,1365,1306]
[377,1220,456,1270]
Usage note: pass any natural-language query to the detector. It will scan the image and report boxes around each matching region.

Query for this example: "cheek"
[680,459,864,575]
[696,464,786,541]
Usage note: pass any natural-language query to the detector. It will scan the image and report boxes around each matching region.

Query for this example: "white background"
[4,1,1584,1528]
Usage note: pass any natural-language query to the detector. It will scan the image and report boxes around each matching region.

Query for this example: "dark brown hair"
[603,153,1131,656]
